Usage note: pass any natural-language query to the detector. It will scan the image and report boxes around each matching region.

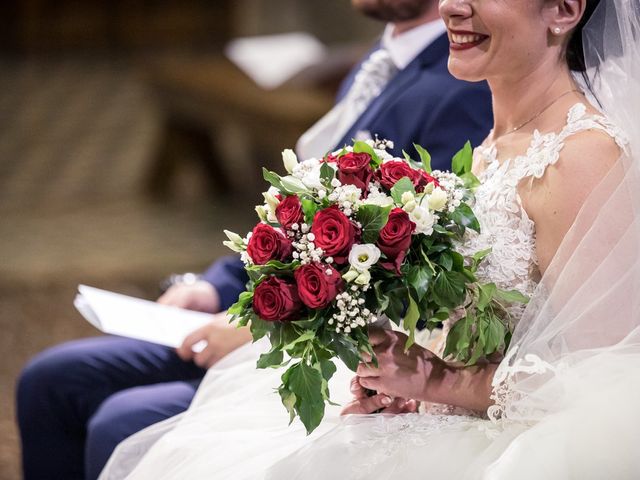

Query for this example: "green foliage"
[406,265,432,301]
[450,203,481,233]
[432,271,467,308]
[285,362,325,434]
[319,162,335,189]
[451,141,473,176]
[356,204,392,243]
[301,197,319,224]
[413,143,432,173]
[402,295,420,350]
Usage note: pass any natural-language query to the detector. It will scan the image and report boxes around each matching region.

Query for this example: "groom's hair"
[351,0,434,23]
[567,0,602,72]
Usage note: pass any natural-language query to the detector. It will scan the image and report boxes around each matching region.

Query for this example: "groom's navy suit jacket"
[204,33,492,310]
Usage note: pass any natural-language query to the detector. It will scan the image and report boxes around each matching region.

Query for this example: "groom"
[16,1,492,479]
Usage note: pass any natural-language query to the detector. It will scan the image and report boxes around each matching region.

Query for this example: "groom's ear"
[544,0,586,34]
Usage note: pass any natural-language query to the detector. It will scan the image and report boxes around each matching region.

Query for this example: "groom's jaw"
[448,29,489,50]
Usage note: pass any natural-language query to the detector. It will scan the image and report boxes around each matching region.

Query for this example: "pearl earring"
[553,27,562,34]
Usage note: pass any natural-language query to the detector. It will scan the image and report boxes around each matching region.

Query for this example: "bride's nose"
[439,0,473,20]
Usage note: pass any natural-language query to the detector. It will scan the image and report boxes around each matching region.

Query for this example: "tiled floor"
[0,57,256,479]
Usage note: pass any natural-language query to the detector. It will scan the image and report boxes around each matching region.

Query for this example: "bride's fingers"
[356,362,379,377]
[341,393,392,416]
[357,375,379,391]
[359,352,372,363]
[350,377,367,399]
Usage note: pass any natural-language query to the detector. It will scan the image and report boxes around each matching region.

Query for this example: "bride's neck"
[488,59,579,140]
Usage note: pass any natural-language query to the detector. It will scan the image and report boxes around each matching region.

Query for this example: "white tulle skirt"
[100,340,640,480]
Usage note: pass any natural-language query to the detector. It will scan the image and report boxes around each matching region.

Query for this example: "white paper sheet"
[224,31,327,89]
[74,285,213,349]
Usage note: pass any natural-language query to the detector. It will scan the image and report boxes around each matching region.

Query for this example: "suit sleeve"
[417,82,493,171]
[201,255,249,311]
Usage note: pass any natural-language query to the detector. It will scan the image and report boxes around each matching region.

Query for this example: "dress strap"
[513,103,628,182]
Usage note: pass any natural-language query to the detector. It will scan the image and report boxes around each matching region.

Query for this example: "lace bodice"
[460,103,626,312]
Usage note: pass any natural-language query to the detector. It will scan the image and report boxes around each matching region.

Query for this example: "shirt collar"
[381,19,447,70]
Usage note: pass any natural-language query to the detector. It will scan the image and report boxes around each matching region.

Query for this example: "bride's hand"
[341,377,419,415]
[356,328,443,402]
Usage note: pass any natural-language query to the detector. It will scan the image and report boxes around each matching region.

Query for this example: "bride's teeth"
[451,33,484,44]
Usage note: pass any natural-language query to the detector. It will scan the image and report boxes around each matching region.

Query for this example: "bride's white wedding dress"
[101,103,640,479]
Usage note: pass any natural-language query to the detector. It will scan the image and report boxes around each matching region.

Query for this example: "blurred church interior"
[0,2,379,477]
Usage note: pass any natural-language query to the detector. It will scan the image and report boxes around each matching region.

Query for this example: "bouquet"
[224,139,527,433]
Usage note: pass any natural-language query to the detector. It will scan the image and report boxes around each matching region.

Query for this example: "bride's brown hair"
[566,0,602,71]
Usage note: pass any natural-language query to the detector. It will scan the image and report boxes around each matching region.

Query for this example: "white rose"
[409,205,435,235]
[428,187,448,212]
[349,244,381,271]
[282,149,298,174]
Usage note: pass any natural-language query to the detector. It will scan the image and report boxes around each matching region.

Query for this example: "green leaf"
[384,286,409,323]
[450,203,481,233]
[451,141,473,176]
[278,386,297,425]
[460,171,481,190]
[356,204,392,243]
[318,359,337,402]
[250,316,273,342]
[403,295,420,350]
[437,251,453,271]
[331,335,361,372]
[246,260,299,276]
[472,248,492,265]
[390,177,416,204]
[287,362,325,434]
[495,289,529,304]
[320,162,335,188]
[443,315,471,359]
[484,314,506,355]
[477,283,497,312]
[413,143,432,173]
[402,150,414,163]
[257,349,284,369]
[301,197,318,224]
[407,265,432,301]
[228,291,253,315]
[282,330,316,351]
[432,271,467,308]
[263,168,285,192]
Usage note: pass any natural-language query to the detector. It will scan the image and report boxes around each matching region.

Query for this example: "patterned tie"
[296,48,398,159]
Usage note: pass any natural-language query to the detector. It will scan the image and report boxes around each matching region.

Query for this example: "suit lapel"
[335,33,450,147]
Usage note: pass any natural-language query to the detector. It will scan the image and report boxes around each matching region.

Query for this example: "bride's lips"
[448,29,489,51]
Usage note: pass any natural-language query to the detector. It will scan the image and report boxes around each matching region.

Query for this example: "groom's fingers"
[356,361,379,377]
[341,393,392,415]
[177,326,207,361]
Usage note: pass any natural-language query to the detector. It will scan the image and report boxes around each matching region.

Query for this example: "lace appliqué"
[348,414,476,479]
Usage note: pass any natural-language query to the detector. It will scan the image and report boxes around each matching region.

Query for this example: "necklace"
[494,89,582,139]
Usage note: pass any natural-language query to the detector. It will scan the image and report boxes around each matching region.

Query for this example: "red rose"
[253,276,302,322]
[311,206,358,264]
[247,223,293,265]
[337,152,373,192]
[276,195,304,230]
[377,208,416,274]
[323,153,338,163]
[377,160,417,191]
[414,170,440,193]
[294,263,343,309]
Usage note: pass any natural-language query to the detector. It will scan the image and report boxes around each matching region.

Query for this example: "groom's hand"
[158,281,220,313]
[176,313,252,369]
[341,377,419,415]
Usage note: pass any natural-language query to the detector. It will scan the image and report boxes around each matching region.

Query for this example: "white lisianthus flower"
[342,269,359,283]
[349,244,381,272]
[403,199,417,213]
[282,149,298,174]
[409,205,435,235]
[255,205,268,222]
[428,187,448,212]
[355,270,371,285]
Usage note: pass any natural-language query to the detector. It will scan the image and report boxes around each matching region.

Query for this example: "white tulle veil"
[489,0,640,426]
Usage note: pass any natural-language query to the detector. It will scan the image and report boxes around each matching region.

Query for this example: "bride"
[102,0,640,477]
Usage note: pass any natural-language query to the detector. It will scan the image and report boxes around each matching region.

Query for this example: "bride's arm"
[356,328,498,413]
